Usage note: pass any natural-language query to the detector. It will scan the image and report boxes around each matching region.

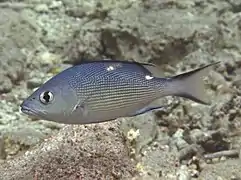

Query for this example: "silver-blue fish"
[20,60,219,124]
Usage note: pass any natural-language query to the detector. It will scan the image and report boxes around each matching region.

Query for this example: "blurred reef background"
[0,0,241,179]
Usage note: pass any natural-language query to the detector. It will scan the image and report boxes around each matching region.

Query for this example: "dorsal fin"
[80,59,155,66]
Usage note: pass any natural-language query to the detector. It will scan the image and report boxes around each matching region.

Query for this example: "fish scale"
[66,62,161,113]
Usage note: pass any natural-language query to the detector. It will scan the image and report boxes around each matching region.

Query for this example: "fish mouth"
[20,104,46,119]
[21,105,39,117]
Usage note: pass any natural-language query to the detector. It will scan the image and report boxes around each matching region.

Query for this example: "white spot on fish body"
[107,65,115,71]
[145,75,153,80]
[106,63,122,71]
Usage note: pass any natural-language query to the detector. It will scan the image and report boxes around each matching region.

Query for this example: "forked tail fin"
[170,62,220,105]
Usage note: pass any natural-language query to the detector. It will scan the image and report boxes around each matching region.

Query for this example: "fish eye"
[39,91,54,104]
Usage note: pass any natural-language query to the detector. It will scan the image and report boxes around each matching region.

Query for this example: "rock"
[178,144,202,162]
[199,159,241,179]
[34,4,49,13]
[175,138,189,151]
[176,165,191,180]
[0,75,12,94]
[64,1,218,65]
[173,129,185,139]
[138,144,178,179]
[0,122,136,180]
[120,113,158,156]
[27,77,43,89]
[0,136,6,160]
[172,129,189,151]
[0,9,41,93]
[189,129,205,144]
[49,1,63,9]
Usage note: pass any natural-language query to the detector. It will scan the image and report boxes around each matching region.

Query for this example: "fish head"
[20,79,80,124]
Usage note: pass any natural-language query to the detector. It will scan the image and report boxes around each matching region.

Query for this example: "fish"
[20,60,220,124]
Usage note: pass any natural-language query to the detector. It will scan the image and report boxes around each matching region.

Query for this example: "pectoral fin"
[71,96,90,117]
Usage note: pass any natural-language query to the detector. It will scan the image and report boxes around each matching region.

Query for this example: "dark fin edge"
[80,59,157,67]
[173,61,220,80]
[176,93,210,105]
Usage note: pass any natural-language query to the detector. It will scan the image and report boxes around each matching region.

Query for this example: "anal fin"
[129,105,167,117]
